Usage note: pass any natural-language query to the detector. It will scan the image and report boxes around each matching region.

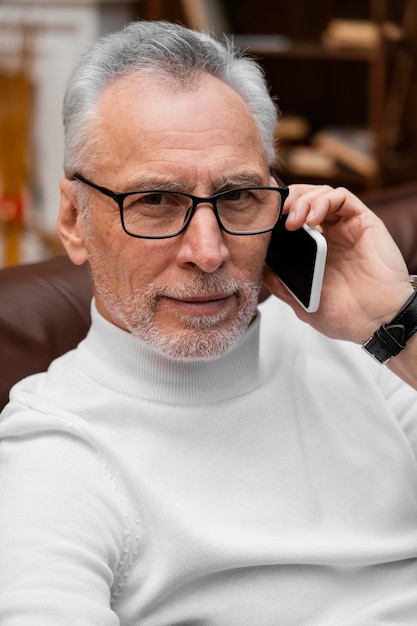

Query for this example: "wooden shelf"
[236,35,386,190]
[239,38,384,62]
[231,0,417,190]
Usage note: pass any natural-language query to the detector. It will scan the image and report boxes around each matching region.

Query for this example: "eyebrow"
[121,178,185,193]
[214,173,266,190]
[122,172,267,194]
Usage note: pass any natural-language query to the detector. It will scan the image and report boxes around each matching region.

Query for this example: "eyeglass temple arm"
[72,173,120,201]
[269,165,286,188]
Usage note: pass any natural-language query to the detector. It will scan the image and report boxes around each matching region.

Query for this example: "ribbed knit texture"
[75,304,263,404]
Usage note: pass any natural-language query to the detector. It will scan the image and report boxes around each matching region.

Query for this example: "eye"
[124,191,180,211]
[222,189,245,201]
[219,188,259,208]
[140,192,167,205]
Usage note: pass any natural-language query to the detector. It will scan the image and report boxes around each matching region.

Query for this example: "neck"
[78,302,263,405]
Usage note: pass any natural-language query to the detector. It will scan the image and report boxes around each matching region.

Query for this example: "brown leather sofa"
[0,256,92,410]
[1,180,417,411]
[360,181,417,275]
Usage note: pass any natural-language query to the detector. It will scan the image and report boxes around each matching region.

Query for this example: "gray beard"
[93,270,261,361]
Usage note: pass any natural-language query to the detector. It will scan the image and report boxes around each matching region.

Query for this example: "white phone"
[266,214,327,312]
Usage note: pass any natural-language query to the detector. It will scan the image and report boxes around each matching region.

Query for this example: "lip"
[164,293,234,315]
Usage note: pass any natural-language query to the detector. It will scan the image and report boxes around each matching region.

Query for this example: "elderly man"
[1,20,417,625]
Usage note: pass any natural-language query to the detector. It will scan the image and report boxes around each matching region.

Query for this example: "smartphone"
[266,214,327,312]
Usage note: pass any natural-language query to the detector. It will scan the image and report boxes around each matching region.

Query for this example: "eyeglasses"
[72,173,289,240]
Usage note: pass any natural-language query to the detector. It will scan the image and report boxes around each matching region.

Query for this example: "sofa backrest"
[0,256,91,410]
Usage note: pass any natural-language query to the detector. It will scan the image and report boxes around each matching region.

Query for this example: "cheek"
[94,235,175,293]
[231,234,269,278]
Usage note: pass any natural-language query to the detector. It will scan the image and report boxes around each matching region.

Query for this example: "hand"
[263,184,414,344]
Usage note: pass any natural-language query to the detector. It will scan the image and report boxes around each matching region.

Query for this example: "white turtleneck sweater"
[1,296,417,625]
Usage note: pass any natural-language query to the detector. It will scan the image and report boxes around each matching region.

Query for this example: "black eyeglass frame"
[72,172,289,240]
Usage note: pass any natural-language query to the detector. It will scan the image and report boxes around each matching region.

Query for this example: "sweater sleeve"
[0,411,133,625]
[376,364,417,464]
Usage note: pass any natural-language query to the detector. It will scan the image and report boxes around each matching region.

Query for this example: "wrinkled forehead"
[86,72,268,187]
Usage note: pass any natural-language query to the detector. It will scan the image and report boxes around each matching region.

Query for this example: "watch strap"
[363,285,417,364]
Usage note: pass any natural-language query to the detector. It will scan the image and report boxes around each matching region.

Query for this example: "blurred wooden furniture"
[226,0,417,191]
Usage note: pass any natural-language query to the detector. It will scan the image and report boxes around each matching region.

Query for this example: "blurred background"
[1,0,416,267]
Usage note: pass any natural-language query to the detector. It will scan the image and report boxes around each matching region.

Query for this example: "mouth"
[164,293,235,316]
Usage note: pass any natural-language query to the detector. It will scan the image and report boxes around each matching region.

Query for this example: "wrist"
[362,276,417,364]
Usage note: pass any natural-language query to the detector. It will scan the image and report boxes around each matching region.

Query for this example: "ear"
[57,178,89,265]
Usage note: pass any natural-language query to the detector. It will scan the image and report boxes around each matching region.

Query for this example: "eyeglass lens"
[121,188,284,237]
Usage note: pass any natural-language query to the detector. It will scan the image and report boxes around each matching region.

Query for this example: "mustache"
[145,273,259,306]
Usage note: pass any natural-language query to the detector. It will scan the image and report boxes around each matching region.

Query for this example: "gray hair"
[63,20,278,177]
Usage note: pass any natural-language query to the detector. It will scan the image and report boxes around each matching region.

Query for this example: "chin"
[134,321,250,361]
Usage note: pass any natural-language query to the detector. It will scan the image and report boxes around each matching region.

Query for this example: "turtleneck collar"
[75,301,262,405]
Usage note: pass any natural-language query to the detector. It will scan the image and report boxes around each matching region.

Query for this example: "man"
[1,20,417,625]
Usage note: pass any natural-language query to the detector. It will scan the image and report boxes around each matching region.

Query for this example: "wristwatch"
[362,275,417,364]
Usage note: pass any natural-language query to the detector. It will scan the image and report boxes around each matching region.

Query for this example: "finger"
[284,185,335,228]
[285,185,367,230]
[305,187,368,228]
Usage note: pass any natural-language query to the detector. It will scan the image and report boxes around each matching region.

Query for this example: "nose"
[175,205,230,273]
